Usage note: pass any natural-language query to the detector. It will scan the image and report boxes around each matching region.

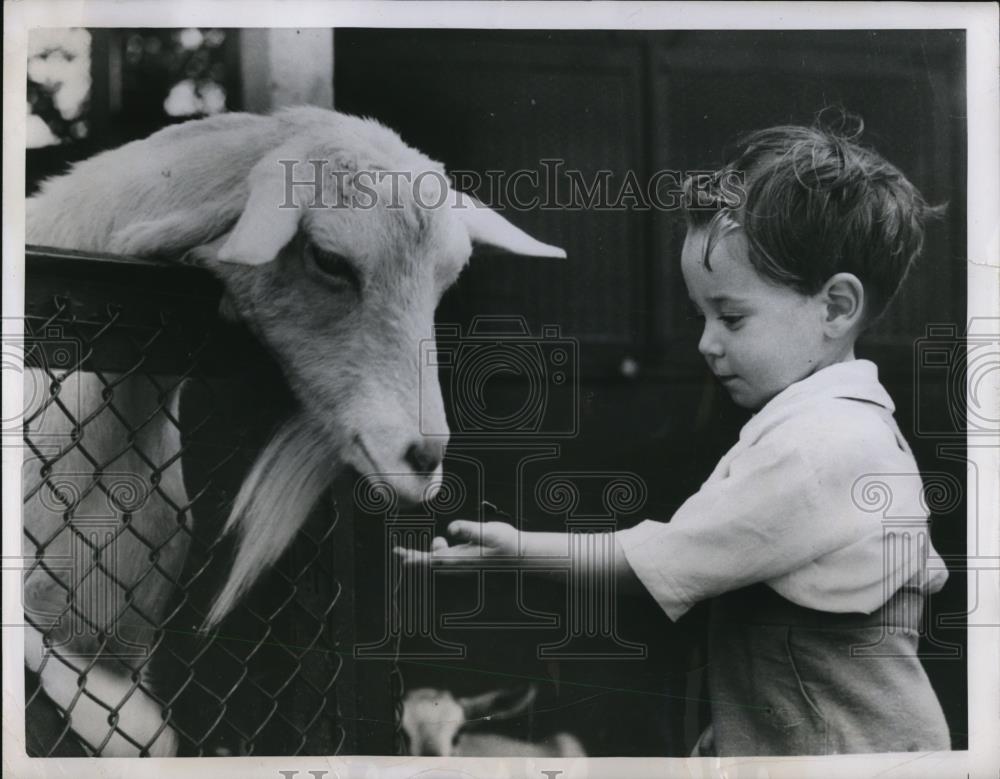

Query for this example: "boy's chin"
[723,383,766,411]
[731,396,763,411]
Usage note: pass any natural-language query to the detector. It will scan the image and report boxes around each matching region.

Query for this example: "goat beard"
[201,411,337,629]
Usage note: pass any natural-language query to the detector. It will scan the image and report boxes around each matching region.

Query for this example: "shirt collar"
[740,359,895,443]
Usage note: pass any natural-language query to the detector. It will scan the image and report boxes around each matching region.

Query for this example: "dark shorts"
[703,584,951,756]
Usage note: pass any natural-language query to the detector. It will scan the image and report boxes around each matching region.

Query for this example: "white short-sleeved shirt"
[616,359,948,621]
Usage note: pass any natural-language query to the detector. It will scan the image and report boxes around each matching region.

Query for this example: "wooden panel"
[335,31,646,369]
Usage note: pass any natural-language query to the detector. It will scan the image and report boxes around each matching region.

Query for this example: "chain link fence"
[20,247,398,757]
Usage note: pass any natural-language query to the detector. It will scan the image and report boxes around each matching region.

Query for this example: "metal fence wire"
[20,247,397,757]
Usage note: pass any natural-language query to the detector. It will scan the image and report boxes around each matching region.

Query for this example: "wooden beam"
[239,29,334,113]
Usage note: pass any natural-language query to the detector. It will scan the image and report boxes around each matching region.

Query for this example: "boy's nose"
[698,327,724,358]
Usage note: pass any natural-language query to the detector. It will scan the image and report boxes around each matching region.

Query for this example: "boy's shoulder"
[765,394,913,474]
[742,361,902,457]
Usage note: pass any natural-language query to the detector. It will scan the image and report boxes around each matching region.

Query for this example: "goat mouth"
[352,433,381,475]
[350,433,443,507]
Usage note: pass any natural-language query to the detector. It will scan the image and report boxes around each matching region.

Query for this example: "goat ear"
[459,684,537,722]
[450,190,566,258]
[217,143,313,265]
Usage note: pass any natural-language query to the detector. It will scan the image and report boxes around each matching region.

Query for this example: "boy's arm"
[396,522,646,596]
[519,530,646,595]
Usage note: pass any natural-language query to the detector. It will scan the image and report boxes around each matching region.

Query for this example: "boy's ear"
[821,272,865,334]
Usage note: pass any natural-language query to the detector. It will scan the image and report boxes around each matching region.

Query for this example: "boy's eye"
[719,314,745,329]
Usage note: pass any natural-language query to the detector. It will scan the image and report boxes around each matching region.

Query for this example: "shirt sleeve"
[616,422,879,621]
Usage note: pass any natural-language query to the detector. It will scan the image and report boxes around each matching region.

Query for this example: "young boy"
[396,124,951,756]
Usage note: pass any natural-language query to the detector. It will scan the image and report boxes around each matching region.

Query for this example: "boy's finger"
[392,546,431,564]
[431,536,449,552]
[431,544,489,560]
[447,520,479,541]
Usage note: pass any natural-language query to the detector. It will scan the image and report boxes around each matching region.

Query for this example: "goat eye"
[308,244,359,288]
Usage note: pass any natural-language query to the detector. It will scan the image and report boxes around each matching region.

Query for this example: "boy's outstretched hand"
[393,520,644,594]
[393,520,520,565]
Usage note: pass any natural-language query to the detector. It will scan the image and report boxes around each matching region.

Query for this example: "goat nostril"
[405,439,443,475]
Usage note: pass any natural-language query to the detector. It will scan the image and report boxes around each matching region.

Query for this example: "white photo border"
[3,3,998,778]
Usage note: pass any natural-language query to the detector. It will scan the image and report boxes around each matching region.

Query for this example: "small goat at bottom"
[400,685,586,757]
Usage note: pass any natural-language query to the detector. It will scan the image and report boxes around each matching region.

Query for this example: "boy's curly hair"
[682,115,944,321]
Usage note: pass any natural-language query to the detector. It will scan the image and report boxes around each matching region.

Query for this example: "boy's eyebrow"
[706,294,749,305]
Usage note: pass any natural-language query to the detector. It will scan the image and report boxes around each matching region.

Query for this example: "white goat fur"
[401,686,585,758]
[23,107,563,756]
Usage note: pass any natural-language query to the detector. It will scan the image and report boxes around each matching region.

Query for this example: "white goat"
[22,106,564,756]
[401,685,585,757]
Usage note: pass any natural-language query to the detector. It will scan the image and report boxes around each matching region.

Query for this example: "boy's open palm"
[393,520,519,565]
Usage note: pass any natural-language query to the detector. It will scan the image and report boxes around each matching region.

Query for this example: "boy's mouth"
[716,374,738,383]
